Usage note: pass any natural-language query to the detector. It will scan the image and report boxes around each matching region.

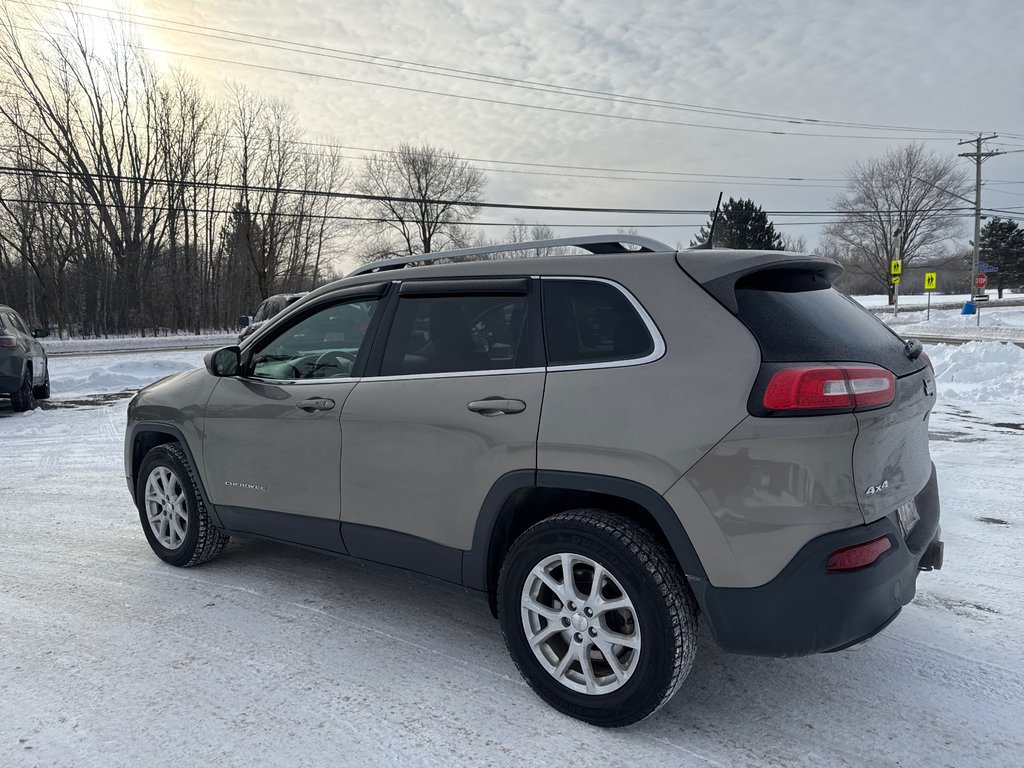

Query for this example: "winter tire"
[498,510,698,727]
[136,443,229,567]
[10,368,36,411]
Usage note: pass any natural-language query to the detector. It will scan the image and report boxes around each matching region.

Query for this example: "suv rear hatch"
[677,250,936,524]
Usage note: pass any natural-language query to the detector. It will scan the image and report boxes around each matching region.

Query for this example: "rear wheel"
[136,443,229,567]
[497,510,698,727]
[10,369,36,411]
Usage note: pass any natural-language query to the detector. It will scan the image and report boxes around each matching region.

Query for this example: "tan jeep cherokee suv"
[125,235,943,726]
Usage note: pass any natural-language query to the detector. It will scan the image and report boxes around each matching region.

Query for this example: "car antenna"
[701,192,724,249]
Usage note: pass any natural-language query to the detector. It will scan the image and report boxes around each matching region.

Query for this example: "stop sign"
[975,273,988,289]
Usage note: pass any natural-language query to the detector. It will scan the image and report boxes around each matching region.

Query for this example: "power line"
[137,47,965,143]
[9,0,995,140]
[0,165,980,217]
[15,15,932,142]
[259,138,849,183]
[0,193,854,228]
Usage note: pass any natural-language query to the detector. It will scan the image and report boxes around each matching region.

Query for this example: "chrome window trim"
[366,367,546,383]
[247,367,549,385]
[312,275,664,383]
[238,375,362,386]
[540,276,665,372]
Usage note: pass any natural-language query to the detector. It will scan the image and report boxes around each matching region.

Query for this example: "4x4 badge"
[924,379,935,396]
[865,480,889,495]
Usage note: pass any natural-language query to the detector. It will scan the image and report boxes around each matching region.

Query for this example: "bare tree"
[0,5,166,331]
[780,233,808,252]
[357,143,485,260]
[825,143,970,302]
[0,6,351,336]
[504,218,566,258]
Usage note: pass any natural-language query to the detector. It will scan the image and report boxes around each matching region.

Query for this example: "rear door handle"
[467,398,527,416]
[297,398,335,413]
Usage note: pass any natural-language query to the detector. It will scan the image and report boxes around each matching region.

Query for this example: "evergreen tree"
[690,197,784,250]
[978,217,1024,298]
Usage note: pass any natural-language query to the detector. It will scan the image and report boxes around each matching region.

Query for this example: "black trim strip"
[217,505,348,554]
[399,277,530,296]
[342,523,463,584]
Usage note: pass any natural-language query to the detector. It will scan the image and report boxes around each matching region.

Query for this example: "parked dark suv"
[0,305,50,411]
[238,292,307,342]
[124,236,943,726]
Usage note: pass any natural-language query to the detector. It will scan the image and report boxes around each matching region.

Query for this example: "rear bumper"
[694,463,941,657]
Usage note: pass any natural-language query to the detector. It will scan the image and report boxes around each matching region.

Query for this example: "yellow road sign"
[891,276,901,285]
[891,259,903,276]
[924,272,937,291]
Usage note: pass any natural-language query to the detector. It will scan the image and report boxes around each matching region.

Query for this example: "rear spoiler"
[676,250,844,313]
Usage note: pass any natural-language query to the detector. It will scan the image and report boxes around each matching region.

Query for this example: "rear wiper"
[904,338,923,360]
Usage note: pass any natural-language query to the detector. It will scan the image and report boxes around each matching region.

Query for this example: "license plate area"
[897,500,920,538]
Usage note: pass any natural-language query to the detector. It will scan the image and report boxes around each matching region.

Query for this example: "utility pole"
[958,134,1003,298]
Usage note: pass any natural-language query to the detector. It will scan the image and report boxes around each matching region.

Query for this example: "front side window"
[543,280,654,366]
[250,298,379,380]
[380,294,532,376]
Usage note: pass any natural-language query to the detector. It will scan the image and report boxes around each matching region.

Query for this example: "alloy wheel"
[144,466,189,549]
[520,552,641,695]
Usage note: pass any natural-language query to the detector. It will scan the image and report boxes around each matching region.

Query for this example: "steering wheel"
[311,350,357,378]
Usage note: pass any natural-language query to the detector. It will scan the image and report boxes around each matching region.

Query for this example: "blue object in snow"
[962,301,977,315]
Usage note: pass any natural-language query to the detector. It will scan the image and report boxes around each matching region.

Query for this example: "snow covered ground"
[852,288,1021,309]
[847,292,1024,342]
[2,346,1024,767]
[883,305,1024,342]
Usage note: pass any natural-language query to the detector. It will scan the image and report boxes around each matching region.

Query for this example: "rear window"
[734,270,920,376]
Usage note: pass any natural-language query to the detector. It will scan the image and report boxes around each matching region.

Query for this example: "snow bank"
[883,306,1024,341]
[43,332,235,355]
[49,351,207,398]
[852,288,1010,309]
[928,341,1024,403]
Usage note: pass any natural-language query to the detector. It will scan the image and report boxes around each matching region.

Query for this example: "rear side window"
[378,292,536,376]
[542,280,654,366]
[5,312,29,335]
[734,270,919,376]
[252,300,275,323]
[380,294,533,376]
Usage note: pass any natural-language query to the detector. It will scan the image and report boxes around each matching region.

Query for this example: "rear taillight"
[762,364,895,413]
[826,536,892,572]
[921,351,933,372]
[0,333,17,348]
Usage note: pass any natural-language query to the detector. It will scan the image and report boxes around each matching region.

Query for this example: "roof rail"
[347,234,674,277]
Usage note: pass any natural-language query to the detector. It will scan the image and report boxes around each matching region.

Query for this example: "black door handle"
[296,398,335,413]
[467,398,527,416]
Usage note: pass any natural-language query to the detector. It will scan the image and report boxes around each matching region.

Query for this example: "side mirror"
[205,346,242,377]
[32,328,49,338]
[238,315,251,328]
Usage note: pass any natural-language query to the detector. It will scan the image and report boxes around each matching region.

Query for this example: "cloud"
[142,0,1024,259]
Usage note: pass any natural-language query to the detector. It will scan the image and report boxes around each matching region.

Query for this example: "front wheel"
[136,444,229,567]
[497,510,698,727]
[10,369,36,411]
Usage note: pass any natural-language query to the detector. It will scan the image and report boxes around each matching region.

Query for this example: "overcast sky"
[99,0,1024,260]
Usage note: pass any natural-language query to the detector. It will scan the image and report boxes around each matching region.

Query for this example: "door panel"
[340,371,544,550]
[203,377,357,518]
[201,292,384,526]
